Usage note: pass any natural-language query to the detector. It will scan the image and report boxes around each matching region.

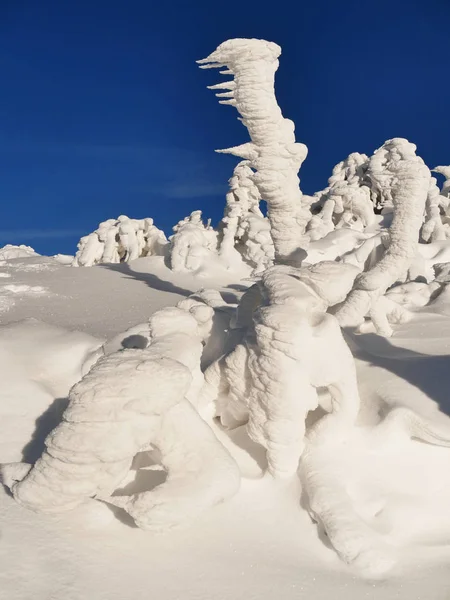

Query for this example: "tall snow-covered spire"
[335,138,431,331]
[198,38,310,264]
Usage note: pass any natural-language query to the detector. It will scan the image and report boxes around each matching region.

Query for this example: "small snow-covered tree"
[307,153,374,241]
[169,211,218,273]
[421,177,448,243]
[218,162,274,272]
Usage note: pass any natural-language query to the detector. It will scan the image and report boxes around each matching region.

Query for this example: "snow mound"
[0,319,103,463]
[0,244,40,260]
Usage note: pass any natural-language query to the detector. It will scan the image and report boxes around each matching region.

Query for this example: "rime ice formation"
[0,244,40,260]
[199,38,310,264]
[219,162,274,272]
[201,262,361,478]
[433,165,450,198]
[307,153,374,241]
[169,211,219,273]
[72,216,167,267]
[2,295,240,528]
[421,178,448,243]
[335,139,431,335]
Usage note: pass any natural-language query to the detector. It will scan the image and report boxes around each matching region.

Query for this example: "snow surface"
[4,34,450,600]
[1,254,450,598]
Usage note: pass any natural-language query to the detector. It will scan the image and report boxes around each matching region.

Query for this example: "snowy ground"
[2,255,450,600]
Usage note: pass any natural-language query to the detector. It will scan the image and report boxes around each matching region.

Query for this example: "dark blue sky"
[1,0,449,255]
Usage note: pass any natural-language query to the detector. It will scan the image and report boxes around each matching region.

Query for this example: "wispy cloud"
[0,229,84,242]
[156,181,227,199]
[0,138,201,164]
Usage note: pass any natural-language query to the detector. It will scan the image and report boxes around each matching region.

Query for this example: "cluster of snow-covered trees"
[4,38,450,578]
[72,216,168,267]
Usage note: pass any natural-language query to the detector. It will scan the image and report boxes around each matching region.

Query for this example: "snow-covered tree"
[199,38,310,264]
[335,138,431,335]
[200,261,361,478]
[433,165,450,198]
[72,216,167,267]
[421,177,448,243]
[169,211,218,273]
[307,153,374,241]
[2,294,240,529]
[218,162,274,272]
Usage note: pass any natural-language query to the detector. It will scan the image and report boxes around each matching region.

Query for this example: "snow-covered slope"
[1,254,450,599]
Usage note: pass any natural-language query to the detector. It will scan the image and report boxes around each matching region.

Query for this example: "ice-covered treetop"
[197,38,281,71]
[368,137,429,210]
[197,38,290,147]
[433,166,450,198]
[433,166,450,178]
[198,38,310,263]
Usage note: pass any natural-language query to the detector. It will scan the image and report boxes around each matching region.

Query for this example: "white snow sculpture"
[236,214,274,273]
[219,162,274,272]
[142,218,168,256]
[335,139,431,335]
[307,153,374,241]
[2,296,240,529]
[0,244,40,260]
[72,233,105,267]
[169,210,218,273]
[219,162,261,256]
[421,177,448,243]
[199,38,310,264]
[200,262,361,478]
[72,216,167,267]
[97,218,120,263]
[117,215,140,262]
[193,261,450,574]
[432,165,450,198]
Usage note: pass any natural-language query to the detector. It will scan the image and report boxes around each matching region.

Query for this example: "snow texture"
[4,38,450,594]
[0,244,40,260]
[335,138,431,336]
[169,211,219,273]
[199,38,310,264]
[307,152,374,241]
[433,165,450,198]
[201,261,361,478]
[218,161,274,273]
[2,295,240,529]
[72,216,167,267]
[301,403,450,577]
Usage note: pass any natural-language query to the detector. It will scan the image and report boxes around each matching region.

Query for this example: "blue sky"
[1,0,449,255]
